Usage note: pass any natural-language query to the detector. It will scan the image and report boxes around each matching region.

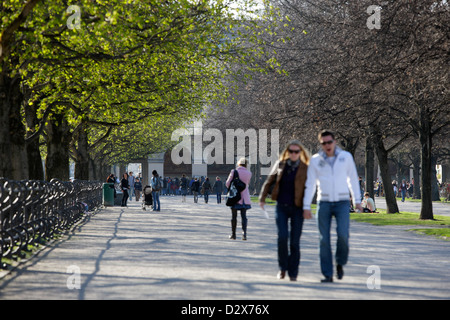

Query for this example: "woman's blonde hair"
[237,157,248,167]
[279,139,311,165]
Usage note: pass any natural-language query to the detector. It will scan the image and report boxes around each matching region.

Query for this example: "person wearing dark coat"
[202,177,212,203]
[213,177,224,204]
[192,178,200,203]
[121,173,130,207]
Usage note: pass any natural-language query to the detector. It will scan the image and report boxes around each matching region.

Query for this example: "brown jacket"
[259,160,308,208]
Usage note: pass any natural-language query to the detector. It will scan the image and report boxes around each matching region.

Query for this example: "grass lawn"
[349,210,450,226]
[252,196,450,240]
[350,209,450,241]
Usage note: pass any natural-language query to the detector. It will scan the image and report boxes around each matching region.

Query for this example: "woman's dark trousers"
[121,190,129,206]
[275,204,304,279]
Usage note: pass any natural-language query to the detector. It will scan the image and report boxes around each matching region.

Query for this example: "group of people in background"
[161,175,226,201]
[106,171,229,210]
[359,177,415,201]
[391,179,414,202]
[106,171,143,207]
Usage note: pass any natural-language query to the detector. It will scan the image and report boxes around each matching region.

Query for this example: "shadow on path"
[78,209,124,300]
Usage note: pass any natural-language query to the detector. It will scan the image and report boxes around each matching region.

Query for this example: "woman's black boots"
[229,219,237,240]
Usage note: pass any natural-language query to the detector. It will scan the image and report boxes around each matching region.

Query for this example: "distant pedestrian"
[180,174,188,202]
[375,180,380,197]
[189,178,195,195]
[359,176,364,202]
[213,177,224,204]
[151,170,161,211]
[407,182,414,198]
[107,173,117,198]
[135,178,142,201]
[226,157,252,241]
[106,173,115,183]
[192,178,200,203]
[163,177,168,195]
[172,178,180,196]
[202,177,212,203]
[167,177,172,196]
[120,173,129,207]
[392,180,398,197]
[128,172,135,201]
[400,179,407,202]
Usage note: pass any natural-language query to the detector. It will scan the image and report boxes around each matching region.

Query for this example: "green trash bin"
[103,183,115,206]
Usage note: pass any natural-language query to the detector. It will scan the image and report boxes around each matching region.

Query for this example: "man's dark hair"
[318,130,335,141]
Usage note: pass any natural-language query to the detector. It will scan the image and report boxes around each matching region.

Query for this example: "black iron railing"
[0,178,102,264]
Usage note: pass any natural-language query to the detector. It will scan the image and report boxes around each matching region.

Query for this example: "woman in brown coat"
[259,140,310,281]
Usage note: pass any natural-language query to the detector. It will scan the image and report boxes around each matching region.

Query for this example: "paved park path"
[1,196,449,300]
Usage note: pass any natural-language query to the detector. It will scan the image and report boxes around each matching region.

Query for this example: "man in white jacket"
[303,130,363,283]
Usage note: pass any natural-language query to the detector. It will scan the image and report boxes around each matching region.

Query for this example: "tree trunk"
[0,70,28,179]
[119,164,127,180]
[93,157,110,182]
[26,140,44,180]
[9,92,28,180]
[0,71,13,178]
[412,153,421,199]
[374,132,399,213]
[418,107,433,220]
[45,114,71,181]
[340,136,359,158]
[74,123,90,180]
[24,95,44,180]
[365,136,375,199]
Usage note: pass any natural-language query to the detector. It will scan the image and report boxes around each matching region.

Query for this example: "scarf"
[286,159,300,175]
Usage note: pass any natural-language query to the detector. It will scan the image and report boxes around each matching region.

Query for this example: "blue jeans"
[316,200,350,278]
[216,192,221,203]
[275,204,304,279]
[204,191,209,203]
[152,191,160,211]
[129,186,134,200]
[401,189,406,202]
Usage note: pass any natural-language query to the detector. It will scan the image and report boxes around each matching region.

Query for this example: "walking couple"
[259,130,362,282]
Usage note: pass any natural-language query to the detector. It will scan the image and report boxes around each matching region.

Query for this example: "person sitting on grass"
[362,192,376,213]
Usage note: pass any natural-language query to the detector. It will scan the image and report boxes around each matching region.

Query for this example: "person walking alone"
[120,173,130,207]
[134,178,142,201]
[151,170,161,211]
[180,174,188,203]
[259,140,310,281]
[303,130,363,283]
[202,177,212,203]
[128,171,135,201]
[192,178,200,203]
[213,177,224,204]
[226,158,252,241]
[400,179,407,202]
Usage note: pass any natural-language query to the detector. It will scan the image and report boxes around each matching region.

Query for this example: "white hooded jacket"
[303,147,361,210]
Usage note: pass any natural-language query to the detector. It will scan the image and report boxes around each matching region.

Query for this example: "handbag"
[226,183,241,207]
[232,169,246,192]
